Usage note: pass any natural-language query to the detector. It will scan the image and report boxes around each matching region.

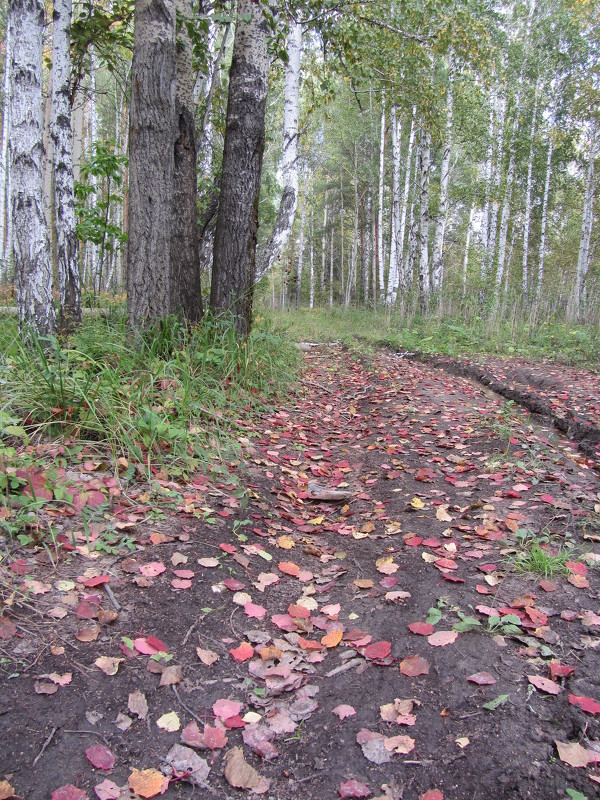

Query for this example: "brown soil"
[1,345,599,800]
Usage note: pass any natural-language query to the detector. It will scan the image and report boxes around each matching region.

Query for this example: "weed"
[511,528,575,578]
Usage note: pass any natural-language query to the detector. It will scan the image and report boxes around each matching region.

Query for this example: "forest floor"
[1,344,600,800]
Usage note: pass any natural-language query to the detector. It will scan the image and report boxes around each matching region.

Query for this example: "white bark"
[0,17,12,275]
[52,0,81,329]
[486,88,506,280]
[462,203,475,295]
[309,204,314,308]
[89,43,100,288]
[521,84,538,301]
[536,121,553,305]
[346,145,358,307]
[329,214,334,307]
[255,22,301,280]
[295,186,306,308]
[481,84,495,265]
[386,105,401,304]
[377,97,385,298]
[398,109,415,293]
[571,125,597,319]
[320,196,327,292]
[10,0,55,334]
[432,48,455,292]
[418,126,431,308]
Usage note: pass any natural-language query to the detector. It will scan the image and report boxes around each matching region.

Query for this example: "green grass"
[0,310,300,494]
[267,307,600,367]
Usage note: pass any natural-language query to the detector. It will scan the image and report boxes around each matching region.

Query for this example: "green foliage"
[511,528,575,578]
[0,312,300,479]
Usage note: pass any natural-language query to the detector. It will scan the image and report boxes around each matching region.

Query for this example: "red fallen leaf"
[528,675,562,695]
[568,574,590,589]
[230,642,254,662]
[415,468,435,482]
[408,622,435,636]
[244,602,267,619]
[379,576,398,589]
[51,786,88,800]
[428,630,458,647]
[561,610,579,622]
[475,605,499,617]
[271,614,297,632]
[146,635,168,652]
[171,578,192,590]
[569,694,600,714]
[363,640,392,660]
[173,569,194,579]
[219,543,237,554]
[0,617,17,640]
[550,662,575,680]
[76,601,99,620]
[134,637,159,655]
[538,579,557,592]
[339,778,372,798]
[524,607,548,626]
[203,724,229,749]
[419,791,443,800]
[467,671,496,686]
[405,537,422,547]
[434,558,458,571]
[442,574,464,583]
[85,744,115,771]
[278,561,300,577]
[332,704,356,720]
[478,563,497,574]
[93,779,121,800]
[566,560,587,576]
[422,538,441,548]
[83,575,110,588]
[213,698,242,719]
[288,604,311,619]
[224,578,245,591]
[540,494,556,505]
[297,636,324,651]
[475,584,491,595]
[224,715,245,729]
[399,655,430,677]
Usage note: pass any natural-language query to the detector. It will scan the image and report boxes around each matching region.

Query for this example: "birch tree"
[521,84,538,302]
[210,0,270,336]
[569,124,597,320]
[52,0,81,331]
[377,98,386,299]
[418,125,431,310]
[432,48,455,293]
[10,0,55,335]
[0,18,12,277]
[386,105,401,304]
[536,114,554,305]
[255,22,302,281]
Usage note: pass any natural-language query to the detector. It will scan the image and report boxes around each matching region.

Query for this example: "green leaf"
[453,616,481,632]
[565,789,587,800]
[426,607,442,625]
[482,694,509,711]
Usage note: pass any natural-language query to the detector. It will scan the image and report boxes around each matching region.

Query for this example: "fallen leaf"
[196,646,219,665]
[332,704,356,720]
[569,694,600,714]
[384,734,415,754]
[75,624,100,642]
[51,786,88,800]
[213,698,242,720]
[0,781,15,800]
[156,711,180,731]
[321,629,344,648]
[164,743,210,786]
[139,562,166,577]
[244,602,267,619]
[339,778,372,798]
[427,630,458,647]
[528,675,562,695]
[364,640,392,660]
[128,689,148,719]
[223,746,262,789]
[85,744,115,771]
[408,622,435,636]
[93,778,121,800]
[555,741,590,768]
[399,655,430,677]
[159,665,182,686]
[354,578,375,590]
[128,768,169,798]
[95,656,123,676]
[230,642,254,662]
[34,681,58,695]
[419,791,444,800]
[467,672,496,686]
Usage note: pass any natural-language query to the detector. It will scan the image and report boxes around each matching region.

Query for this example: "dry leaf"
[156,711,180,731]
[159,665,182,686]
[128,768,169,798]
[555,740,590,768]
[128,689,148,719]
[95,656,123,676]
[223,746,261,789]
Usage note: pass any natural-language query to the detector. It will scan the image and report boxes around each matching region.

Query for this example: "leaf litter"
[2,344,600,800]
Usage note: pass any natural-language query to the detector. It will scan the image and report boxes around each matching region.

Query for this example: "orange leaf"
[128,768,169,798]
[321,629,343,648]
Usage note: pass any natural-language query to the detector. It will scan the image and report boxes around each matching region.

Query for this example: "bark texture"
[10,0,55,335]
[52,0,81,331]
[127,0,176,326]
[255,22,301,281]
[210,0,269,336]
[171,0,202,322]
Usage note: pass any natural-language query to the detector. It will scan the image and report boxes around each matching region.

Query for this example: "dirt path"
[1,346,600,800]
[409,352,600,464]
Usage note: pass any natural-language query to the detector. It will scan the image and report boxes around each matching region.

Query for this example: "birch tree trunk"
[386,105,401,304]
[486,88,506,281]
[321,197,327,292]
[570,125,597,320]
[521,84,538,303]
[418,126,431,311]
[296,187,306,309]
[210,0,269,336]
[51,0,81,331]
[536,122,553,305]
[309,204,315,308]
[377,98,385,299]
[432,48,454,293]
[255,22,301,281]
[127,0,176,326]
[462,203,475,296]
[346,146,358,307]
[89,43,100,288]
[481,84,495,268]
[170,0,202,322]
[398,109,415,293]
[329,217,334,307]
[0,18,12,276]
[10,0,55,334]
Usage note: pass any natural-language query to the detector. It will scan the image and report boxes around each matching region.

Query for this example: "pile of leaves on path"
[0,344,599,800]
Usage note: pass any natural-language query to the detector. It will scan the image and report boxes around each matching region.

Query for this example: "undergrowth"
[268,307,600,367]
[0,311,299,520]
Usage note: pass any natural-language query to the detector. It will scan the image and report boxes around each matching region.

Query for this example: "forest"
[0,1,600,800]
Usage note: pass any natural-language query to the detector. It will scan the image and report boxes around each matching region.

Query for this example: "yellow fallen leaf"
[309,515,324,525]
[277,535,295,549]
[156,711,180,732]
[321,629,343,648]
[354,578,374,589]
[436,505,453,522]
[410,497,425,509]
[456,737,470,749]
[422,552,437,563]
[128,768,169,798]
[0,779,15,799]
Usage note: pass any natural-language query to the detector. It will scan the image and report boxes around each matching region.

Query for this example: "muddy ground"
[1,346,599,800]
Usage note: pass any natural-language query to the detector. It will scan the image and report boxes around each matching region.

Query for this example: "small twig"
[325,657,364,678]
[171,685,204,725]
[181,621,197,647]
[103,583,121,612]
[302,379,333,394]
[32,726,57,767]
[62,729,111,745]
